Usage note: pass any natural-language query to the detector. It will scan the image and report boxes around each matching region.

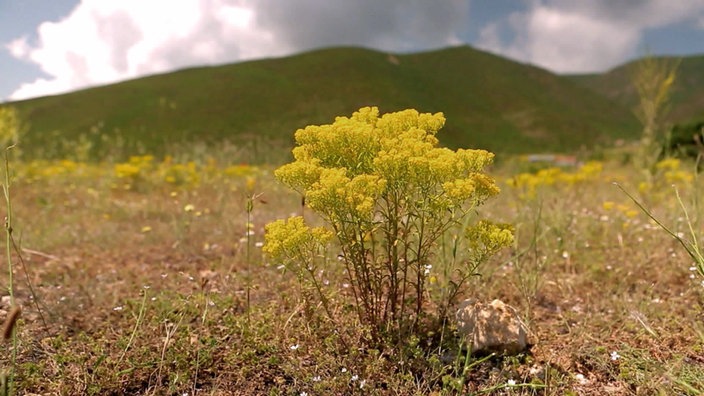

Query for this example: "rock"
[455,299,530,355]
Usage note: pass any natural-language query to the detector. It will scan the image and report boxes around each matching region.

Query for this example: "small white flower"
[113,306,124,311]
[423,264,432,275]
[690,266,698,271]
[351,374,358,382]
[300,392,308,396]
[341,367,347,373]
[290,344,300,351]
[255,241,264,248]
[312,375,321,382]
[610,351,620,361]
[507,379,516,386]
[359,379,366,389]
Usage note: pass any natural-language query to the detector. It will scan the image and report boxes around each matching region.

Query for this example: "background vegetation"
[9,46,645,161]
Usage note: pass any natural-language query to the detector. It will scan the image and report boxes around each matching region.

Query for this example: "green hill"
[568,54,704,124]
[9,46,640,161]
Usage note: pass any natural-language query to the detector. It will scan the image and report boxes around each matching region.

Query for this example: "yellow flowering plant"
[0,106,22,157]
[113,155,155,190]
[264,107,512,341]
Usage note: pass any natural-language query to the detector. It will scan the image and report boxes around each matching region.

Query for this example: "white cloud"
[6,0,468,100]
[10,77,74,102]
[477,0,704,73]
[6,36,31,58]
[7,0,287,100]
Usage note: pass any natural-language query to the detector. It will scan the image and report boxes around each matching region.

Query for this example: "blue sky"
[2,0,704,102]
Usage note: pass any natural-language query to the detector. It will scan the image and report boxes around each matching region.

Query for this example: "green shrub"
[666,120,704,160]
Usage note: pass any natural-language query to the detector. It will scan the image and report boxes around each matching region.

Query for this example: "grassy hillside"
[10,46,640,160]
[569,54,704,124]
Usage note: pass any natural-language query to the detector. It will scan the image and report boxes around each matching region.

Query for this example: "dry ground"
[0,157,703,395]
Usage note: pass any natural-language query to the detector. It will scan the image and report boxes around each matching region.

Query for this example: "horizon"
[5,43,702,105]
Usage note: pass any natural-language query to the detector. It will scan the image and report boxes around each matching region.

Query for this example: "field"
[0,137,702,395]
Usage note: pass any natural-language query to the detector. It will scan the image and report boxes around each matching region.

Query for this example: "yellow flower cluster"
[14,156,260,191]
[263,216,332,263]
[224,164,257,177]
[506,161,603,199]
[602,201,639,219]
[275,107,500,220]
[160,156,200,186]
[20,159,102,182]
[114,155,154,180]
[638,157,696,194]
[655,158,694,184]
[305,169,387,221]
[465,220,515,258]
[112,155,260,190]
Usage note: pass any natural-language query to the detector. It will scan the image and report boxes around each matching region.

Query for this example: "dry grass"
[0,155,702,395]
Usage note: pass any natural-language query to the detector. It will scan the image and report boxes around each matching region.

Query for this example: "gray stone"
[455,298,530,355]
